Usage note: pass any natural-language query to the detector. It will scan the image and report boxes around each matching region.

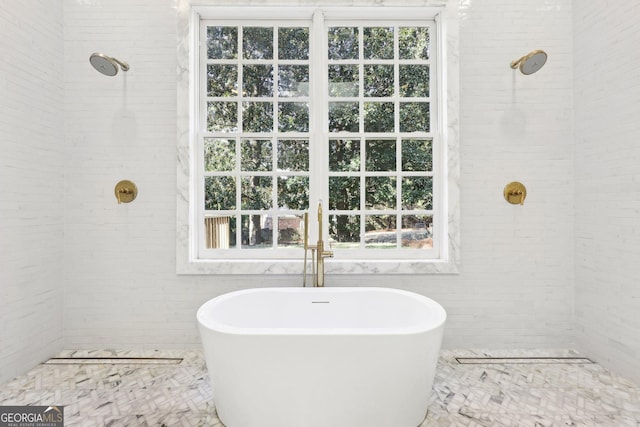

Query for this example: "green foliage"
[207,27,237,59]
[364,27,394,59]
[278,27,309,60]
[278,177,309,210]
[366,140,396,171]
[399,27,430,59]
[328,27,358,60]
[329,102,359,132]
[241,139,271,171]
[205,177,235,210]
[205,23,434,247]
[364,102,394,132]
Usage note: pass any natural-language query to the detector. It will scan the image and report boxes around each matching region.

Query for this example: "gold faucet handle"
[503,181,526,205]
[114,180,138,204]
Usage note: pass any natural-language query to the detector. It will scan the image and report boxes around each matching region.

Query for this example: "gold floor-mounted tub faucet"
[303,201,334,287]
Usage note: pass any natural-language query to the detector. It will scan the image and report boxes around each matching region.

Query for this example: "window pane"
[277,215,305,247]
[204,138,235,172]
[241,139,272,171]
[278,103,309,132]
[364,102,394,132]
[278,176,309,209]
[400,102,429,132]
[401,215,433,249]
[402,177,433,210]
[364,65,394,97]
[278,139,308,171]
[278,65,309,97]
[365,177,396,209]
[278,27,309,60]
[329,139,360,172]
[364,27,394,60]
[205,216,235,249]
[207,26,237,59]
[399,27,430,60]
[366,139,396,171]
[205,177,236,210]
[399,65,430,97]
[328,27,359,60]
[241,176,272,210]
[243,27,273,59]
[329,102,359,132]
[329,215,360,246]
[207,102,238,132]
[329,177,360,210]
[242,102,273,132]
[402,139,432,171]
[328,65,359,97]
[241,214,272,248]
[365,215,396,248]
[207,65,237,97]
[243,65,273,97]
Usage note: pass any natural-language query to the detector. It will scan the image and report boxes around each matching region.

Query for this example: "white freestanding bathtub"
[197,287,446,427]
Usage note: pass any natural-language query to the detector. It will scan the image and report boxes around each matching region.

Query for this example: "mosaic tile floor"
[1,349,639,426]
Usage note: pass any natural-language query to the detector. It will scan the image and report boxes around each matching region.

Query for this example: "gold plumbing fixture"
[503,181,527,205]
[114,180,138,204]
[303,201,334,287]
[510,49,547,75]
[89,53,130,76]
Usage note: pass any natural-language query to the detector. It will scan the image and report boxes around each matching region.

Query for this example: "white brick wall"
[61,0,575,351]
[0,0,65,384]
[573,0,640,385]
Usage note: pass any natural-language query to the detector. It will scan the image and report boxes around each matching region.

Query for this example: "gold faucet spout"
[302,201,333,287]
[315,201,333,287]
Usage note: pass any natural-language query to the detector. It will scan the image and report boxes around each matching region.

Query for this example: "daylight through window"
[196,8,443,261]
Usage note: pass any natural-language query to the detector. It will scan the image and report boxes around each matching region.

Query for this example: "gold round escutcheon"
[114,180,138,204]
[503,181,526,205]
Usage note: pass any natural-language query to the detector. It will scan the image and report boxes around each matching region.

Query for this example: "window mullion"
[309,10,326,242]
[358,25,366,250]
[394,26,402,249]
[272,26,279,249]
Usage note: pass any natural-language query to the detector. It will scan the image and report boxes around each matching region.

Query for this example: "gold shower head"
[510,49,547,75]
[90,52,130,76]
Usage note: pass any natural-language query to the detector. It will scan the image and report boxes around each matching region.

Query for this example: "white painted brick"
[573,0,640,385]
[0,0,65,385]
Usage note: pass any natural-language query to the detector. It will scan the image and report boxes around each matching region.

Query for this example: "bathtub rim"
[197,287,447,337]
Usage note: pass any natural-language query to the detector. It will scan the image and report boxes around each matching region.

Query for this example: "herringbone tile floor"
[1,349,639,426]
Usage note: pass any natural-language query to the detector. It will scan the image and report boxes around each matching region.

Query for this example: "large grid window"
[196,8,442,261]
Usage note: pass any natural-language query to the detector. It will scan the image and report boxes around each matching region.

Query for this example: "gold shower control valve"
[115,180,138,204]
[503,181,526,205]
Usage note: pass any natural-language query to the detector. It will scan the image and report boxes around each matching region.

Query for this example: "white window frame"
[176,4,460,275]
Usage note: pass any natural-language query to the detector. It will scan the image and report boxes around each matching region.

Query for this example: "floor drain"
[45,357,183,365]
[455,357,593,365]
